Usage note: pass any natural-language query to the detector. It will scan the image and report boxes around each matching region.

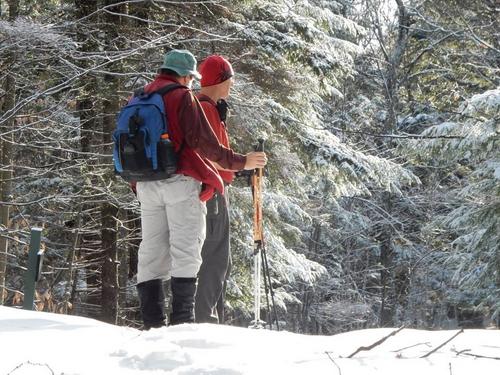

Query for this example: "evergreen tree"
[4,0,495,332]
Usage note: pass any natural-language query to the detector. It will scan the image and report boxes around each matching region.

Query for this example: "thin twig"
[420,329,464,358]
[325,352,342,375]
[391,342,431,352]
[347,326,405,358]
[452,348,500,360]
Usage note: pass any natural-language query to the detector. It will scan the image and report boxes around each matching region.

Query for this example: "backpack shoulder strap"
[153,83,187,152]
[197,96,210,103]
[196,94,216,106]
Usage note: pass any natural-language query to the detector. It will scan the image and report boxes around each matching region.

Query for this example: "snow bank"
[0,306,498,374]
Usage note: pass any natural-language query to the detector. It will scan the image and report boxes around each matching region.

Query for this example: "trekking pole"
[261,244,279,331]
[250,139,265,328]
[249,139,280,330]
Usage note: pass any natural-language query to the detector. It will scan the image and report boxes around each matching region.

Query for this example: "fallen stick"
[347,326,405,358]
[452,348,500,360]
[325,351,342,375]
[391,342,431,352]
[420,329,464,358]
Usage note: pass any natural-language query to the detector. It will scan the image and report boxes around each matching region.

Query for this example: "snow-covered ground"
[1,306,498,375]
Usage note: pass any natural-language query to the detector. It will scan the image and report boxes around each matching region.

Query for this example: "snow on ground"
[0,306,498,375]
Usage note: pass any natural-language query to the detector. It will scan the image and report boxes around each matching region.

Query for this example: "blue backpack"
[113,84,184,182]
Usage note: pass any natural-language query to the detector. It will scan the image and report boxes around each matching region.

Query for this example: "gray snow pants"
[195,186,231,323]
[136,175,206,283]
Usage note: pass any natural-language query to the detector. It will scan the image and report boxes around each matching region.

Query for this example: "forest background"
[0,0,498,333]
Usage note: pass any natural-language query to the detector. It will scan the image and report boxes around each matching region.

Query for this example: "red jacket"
[197,94,235,185]
[144,74,246,201]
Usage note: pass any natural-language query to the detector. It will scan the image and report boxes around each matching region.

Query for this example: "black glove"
[235,169,253,178]
[216,99,230,122]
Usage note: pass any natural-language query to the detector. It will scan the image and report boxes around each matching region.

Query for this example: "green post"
[23,227,42,310]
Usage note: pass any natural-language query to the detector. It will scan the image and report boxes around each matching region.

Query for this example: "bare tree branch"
[452,348,500,360]
[325,351,342,374]
[347,326,405,358]
[420,329,464,358]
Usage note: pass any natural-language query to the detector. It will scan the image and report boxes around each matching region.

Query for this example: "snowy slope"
[0,306,498,375]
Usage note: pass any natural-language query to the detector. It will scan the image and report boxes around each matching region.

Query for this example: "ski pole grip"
[256,138,265,152]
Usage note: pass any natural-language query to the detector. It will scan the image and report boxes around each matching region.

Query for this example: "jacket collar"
[196,93,217,106]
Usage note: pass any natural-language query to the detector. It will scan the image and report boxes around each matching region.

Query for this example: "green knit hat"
[160,49,201,79]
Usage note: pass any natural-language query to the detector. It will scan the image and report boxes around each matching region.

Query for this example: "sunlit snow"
[1,306,498,375]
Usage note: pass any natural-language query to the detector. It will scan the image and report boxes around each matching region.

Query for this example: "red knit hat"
[199,55,234,87]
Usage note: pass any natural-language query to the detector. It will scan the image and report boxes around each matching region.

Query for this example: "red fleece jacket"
[196,94,235,185]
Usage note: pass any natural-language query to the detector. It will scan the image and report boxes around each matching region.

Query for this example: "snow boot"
[137,279,167,330]
[169,277,197,325]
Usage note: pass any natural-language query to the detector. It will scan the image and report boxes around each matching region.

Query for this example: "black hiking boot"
[169,277,197,325]
[137,279,167,330]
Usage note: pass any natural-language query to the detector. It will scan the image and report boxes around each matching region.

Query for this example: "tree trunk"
[117,209,128,325]
[379,231,394,326]
[378,193,395,327]
[99,0,125,324]
[73,0,102,319]
[383,0,411,131]
[101,201,118,324]
[75,0,99,155]
[486,0,500,328]
[0,74,14,306]
[128,212,140,279]
[0,0,19,306]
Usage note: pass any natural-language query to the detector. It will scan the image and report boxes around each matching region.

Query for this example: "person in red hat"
[195,55,240,324]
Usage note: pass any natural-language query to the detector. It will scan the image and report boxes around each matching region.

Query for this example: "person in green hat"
[133,49,267,329]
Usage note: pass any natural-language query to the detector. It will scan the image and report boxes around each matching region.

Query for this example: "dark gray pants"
[195,188,231,323]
